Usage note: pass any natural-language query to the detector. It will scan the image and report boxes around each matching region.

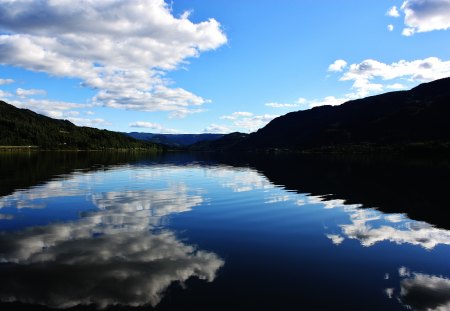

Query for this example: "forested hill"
[0,100,162,150]
[246,77,450,151]
[196,77,450,152]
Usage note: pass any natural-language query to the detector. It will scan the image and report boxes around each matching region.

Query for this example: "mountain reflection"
[0,168,223,309]
[386,267,450,311]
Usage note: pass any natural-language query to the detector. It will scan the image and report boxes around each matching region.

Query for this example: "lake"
[1,151,450,311]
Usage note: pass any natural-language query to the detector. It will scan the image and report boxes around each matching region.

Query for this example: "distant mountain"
[127,132,224,147]
[189,132,249,151]
[199,77,450,152]
[0,100,162,150]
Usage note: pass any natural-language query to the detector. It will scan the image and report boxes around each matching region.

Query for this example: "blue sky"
[1,0,450,134]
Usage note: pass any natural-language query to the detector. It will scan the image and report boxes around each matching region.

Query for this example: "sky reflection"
[0,167,223,309]
[1,158,450,310]
[317,197,450,250]
[385,267,450,311]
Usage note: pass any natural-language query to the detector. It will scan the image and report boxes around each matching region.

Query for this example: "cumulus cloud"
[402,27,416,36]
[15,88,46,97]
[0,78,14,85]
[340,57,450,94]
[67,117,111,128]
[386,83,406,89]
[129,121,180,134]
[218,112,279,132]
[401,0,450,34]
[203,123,232,134]
[387,6,401,17]
[265,102,301,108]
[307,96,351,108]
[220,111,254,121]
[270,56,450,110]
[7,98,91,119]
[0,0,227,116]
[0,89,11,98]
[388,24,395,31]
[233,114,279,132]
[328,59,348,72]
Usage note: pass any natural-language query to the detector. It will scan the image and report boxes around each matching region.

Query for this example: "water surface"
[1,152,449,310]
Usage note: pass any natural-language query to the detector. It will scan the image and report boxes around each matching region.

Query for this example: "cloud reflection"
[0,173,97,210]
[386,268,450,311]
[319,196,450,250]
[208,166,273,192]
[0,171,223,309]
[0,214,13,220]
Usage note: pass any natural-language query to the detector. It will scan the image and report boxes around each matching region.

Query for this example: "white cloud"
[8,98,91,119]
[386,83,406,89]
[219,111,279,132]
[0,89,12,98]
[265,102,300,108]
[203,123,232,133]
[0,0,227,116]
[401,0,450,34]
[341,57,450,90]
[387,6,401,17]
[129,121,180,134]
[402,27,416,36]
[388,24,395,31]
[234,114,279,132]
[268,56,450,110]
[68,117,111,128]
[0,78,14,85]
[220,111,254,121]
[15,88,46,97]
[65,111,80,117]
[328,59,348,72]
[308,96,350,108]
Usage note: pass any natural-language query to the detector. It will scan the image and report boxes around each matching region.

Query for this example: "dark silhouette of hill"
[190,132,249,150]
[127,132,223,147]
[0,100,162,150]
[197,77,450,152]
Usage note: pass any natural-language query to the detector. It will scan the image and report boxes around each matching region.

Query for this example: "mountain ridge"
[194,77,450,152]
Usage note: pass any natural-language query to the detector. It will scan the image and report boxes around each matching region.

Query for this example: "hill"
[0,100,162,150]
[127,132,224,147]
[199,77,450,152]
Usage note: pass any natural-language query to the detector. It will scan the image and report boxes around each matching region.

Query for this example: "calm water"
[1,152,450,311]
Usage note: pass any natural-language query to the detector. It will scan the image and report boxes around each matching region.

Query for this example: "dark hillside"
[0,100,162,150]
